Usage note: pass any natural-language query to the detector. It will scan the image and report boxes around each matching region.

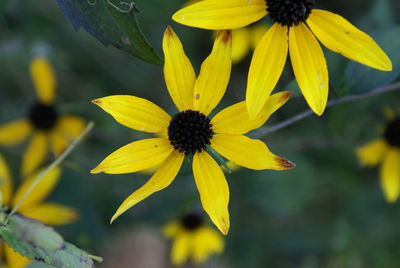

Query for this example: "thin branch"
[252,81,400,138]
[9,122,95,217]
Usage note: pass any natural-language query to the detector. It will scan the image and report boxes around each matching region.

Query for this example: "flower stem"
[252,81,400,138]
[8,122,95,217]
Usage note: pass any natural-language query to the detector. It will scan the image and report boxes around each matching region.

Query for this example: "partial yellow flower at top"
[356,110,400,203]
[0,153,78,268]
[163,213,224,266]
[173,0,392,118]
[91,26,294,235]
[0,57,86,177]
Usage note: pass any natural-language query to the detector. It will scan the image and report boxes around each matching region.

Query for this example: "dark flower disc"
[267,0,315,26]
[28,103,58,130]
[168,110,214,155]
[181,213,203,231]
[384,118,400,147]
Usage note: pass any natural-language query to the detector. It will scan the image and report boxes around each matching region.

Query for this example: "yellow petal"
[0,119,32,146]
[170,232,191,266]
[212,91,292,134]
[289,23,329,116]
[246,23,288,120]
[211,134,295,170]
[49,129,67,156]
[231,28,251,63]
[194,30,232,116]
[91,138,174,174]
[162,222,183,238]
[192,227,224,264]
[192,151,230,235]
[172,0,267,30]
[13,167,61,211]
[20,203,78,226]
[380,148,400,203]
[92,95,170,133]
[356,139,389,166]
[50,115,86,156]
[163,26,196,111]
[56,115,86,140]
[30,57,56,105]
[4,243,31,268]
[308,9,392,71]
[111,151,184,223]
[21,131,48,178]
[0,153,13,206]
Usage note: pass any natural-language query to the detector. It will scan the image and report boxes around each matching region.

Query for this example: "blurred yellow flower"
[173,0,392,118]
[91,26,294,235]
[0,57,86,177]
[357,109,400,203]
[0,153,78,268]
[163,213,223,266]
[231,23,269,64]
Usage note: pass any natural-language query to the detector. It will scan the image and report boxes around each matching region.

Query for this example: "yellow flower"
[356,110,400,203]
[163,213,224,265]
[173,0,392,118]
[0,57,86,177]
[91,27,294,235]
[0,153,78,268]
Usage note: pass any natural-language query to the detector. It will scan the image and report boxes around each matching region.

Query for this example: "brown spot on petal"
[195,94,200,100]
[281,91,293,102]
[92,99,102,105]
[277,157,296,169]
[165,25,173,36]
[219,30,232,44]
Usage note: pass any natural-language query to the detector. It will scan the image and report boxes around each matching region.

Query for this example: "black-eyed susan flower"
[357,109,400,203]
[0,57,85,177]
[91,27,294,235]
[0,153,78,268]
[163,213,223,265]
[173,0,392,118]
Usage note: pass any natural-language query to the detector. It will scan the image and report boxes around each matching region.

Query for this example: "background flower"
[0,57,85,177]
[357,108,400,203]
[163,213,224,265]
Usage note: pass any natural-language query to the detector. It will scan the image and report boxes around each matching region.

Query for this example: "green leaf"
[56,0,163,65]
[341,26,400,95]
[0,213,102,268]
[6,213,64,251]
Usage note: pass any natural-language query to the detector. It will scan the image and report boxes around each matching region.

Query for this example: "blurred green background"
[1,0,400,267]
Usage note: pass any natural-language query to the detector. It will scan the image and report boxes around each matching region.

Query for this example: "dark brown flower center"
[168,110,214,155]
[266,0,315,26]
[181,213,203,231]
[28,103,58,130]
[384,118,400,147]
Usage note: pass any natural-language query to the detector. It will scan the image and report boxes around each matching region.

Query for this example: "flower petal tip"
[90,167,102,174]
[282,91,293,100]
[92,99,102,105]
[313,107,325,117]
[276,157,296,169]
[217,30,232,45]
[219,220,230,236]
[165,25,174,36]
